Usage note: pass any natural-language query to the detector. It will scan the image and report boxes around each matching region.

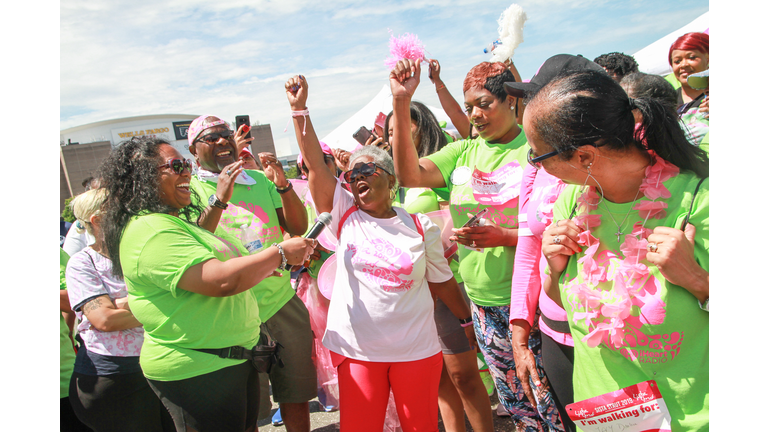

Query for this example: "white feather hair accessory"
[489,4,527,64]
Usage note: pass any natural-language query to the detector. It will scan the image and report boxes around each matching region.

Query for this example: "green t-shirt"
[699,131,709,155]
[60,249,75,398]
[553,172,709,431]
[190,170,294,322]
[120,213,261,381]
[401,187,462,283]
[425,131,530,306]
[664,72,682,90]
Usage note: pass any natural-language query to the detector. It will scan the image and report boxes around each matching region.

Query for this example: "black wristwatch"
[208,194,228,209]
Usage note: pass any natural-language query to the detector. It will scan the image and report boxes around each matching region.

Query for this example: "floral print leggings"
[471,303,565,432]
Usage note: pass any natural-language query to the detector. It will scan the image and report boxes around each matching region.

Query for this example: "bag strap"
[337,206,359,237]
[681,176,707,231]
[410,213,425,241]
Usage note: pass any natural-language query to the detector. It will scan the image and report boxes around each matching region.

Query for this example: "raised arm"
[428,59,471,139]
[285,75,338,215]
[389,59,448,189]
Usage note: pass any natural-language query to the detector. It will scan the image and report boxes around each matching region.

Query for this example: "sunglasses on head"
[342,162,391,184]
[527,147,560,169]
[196,129,234,144]
[158,158,194,174]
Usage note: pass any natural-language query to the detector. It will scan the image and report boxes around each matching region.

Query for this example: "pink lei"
[565,151,679,358]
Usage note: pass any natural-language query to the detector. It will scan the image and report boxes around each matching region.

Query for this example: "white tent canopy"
[633,12,709,76]
[321,84,458,152]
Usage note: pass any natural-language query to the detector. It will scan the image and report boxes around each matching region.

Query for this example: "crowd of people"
[60,30,709,432]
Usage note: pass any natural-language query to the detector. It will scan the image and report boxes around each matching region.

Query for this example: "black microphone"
[305,212,332,240]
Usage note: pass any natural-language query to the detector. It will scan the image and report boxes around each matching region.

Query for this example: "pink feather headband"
[384,31,427,69]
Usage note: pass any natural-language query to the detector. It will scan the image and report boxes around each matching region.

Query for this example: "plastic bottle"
[240,224,264,254]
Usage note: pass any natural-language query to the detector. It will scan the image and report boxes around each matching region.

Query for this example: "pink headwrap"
[297,141,333,168]
[188,114,230,148]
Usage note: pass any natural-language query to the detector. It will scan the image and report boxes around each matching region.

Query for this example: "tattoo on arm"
[83,297,103,315]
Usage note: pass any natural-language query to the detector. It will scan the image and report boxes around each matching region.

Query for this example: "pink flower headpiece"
[384,31,427,70]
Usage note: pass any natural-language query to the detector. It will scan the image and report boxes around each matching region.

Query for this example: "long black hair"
[528,69,708,179]
[98,137,205,278]
[384,100,448,158]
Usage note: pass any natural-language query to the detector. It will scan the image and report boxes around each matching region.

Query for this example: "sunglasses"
[527,147,560,169]
[196,129,234,144]
[157,158,194,175]
[342,162,392,184]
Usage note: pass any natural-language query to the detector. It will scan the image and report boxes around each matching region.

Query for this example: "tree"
[61,196,76,222]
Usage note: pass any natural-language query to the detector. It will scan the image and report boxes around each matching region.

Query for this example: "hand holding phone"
[353,126,374,145]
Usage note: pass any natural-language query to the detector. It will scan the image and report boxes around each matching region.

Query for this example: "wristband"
[289,108,310,136]
[436,84,446,92]
[460,321,474,328]
[459,316,473,326]
[276,181,293,195]
[272,243,288,270]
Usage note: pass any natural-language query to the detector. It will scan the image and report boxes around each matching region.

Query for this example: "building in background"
[60,114,280,213]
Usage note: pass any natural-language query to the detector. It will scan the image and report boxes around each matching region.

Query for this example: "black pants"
[69,371,174,432]
[61,396,93,432]
[147,361,260,432]
[541,332,576,432]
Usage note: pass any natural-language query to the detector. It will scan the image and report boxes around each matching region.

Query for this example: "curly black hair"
[97,137,205,278]
[593,52,639,82]
[383,101,449,159]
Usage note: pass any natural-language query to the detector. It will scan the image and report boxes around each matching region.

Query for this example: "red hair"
[668,32,709,66]
[463,62,509,94]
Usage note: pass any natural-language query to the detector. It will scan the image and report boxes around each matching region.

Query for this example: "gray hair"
[348,145,398,191]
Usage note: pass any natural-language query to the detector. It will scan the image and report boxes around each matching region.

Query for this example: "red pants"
[334,352,443,432]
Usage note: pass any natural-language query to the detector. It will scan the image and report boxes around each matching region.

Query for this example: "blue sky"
[60,0,708,156]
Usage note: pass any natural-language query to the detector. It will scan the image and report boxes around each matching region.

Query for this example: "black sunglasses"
[527,147,560,169]
[158,158,194,175]
[196,129,234,144]
[342,162,392,184]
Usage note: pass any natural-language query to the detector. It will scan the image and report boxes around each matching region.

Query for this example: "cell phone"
[461,208,489,229]
[353,126,374,145]
[235,115,253,139]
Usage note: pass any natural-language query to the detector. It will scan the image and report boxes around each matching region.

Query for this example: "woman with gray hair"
[285,74,476,432]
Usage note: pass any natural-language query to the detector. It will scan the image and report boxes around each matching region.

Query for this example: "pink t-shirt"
[322,180,453,362]
[66,248,144,357]
[510,166,572,346]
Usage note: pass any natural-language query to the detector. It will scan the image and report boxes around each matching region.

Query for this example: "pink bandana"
[188,115,230,148]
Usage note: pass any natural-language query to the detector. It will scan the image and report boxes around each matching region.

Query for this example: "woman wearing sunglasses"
[523,70,709,431]
[98,137,315,432]
[285,75,475,432]
[383,101,495,432]
[65,188,174,432]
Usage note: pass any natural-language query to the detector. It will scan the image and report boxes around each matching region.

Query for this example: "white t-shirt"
[322,180,453,362]
[66,247,144,357]
[62,223,95,257]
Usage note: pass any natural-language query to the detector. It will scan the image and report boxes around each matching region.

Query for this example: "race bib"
[566,380,672,432]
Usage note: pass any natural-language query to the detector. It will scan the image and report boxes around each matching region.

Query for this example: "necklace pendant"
[616,230,623,243]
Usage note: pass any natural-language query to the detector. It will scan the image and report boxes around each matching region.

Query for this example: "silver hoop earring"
[580,164,604,207]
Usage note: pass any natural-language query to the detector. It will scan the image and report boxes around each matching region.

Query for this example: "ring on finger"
[226,170,232,175]
[648,242,658,253]
[553,235,561,245]
[470,241,477,248]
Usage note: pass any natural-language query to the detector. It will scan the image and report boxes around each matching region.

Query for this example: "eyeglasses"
[157,158,194,175]
[527,147,560,169]
[196,129,234,144]
[342,162,392,184]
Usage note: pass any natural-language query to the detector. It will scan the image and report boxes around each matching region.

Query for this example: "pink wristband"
[460,321,474,328]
